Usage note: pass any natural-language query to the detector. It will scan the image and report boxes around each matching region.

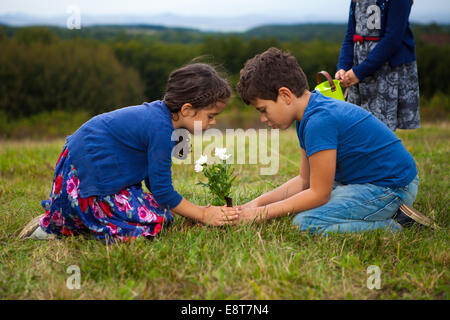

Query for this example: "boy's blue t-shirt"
[296,91,417,188]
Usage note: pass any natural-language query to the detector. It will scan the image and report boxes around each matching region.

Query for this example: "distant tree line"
[0,26,448,120]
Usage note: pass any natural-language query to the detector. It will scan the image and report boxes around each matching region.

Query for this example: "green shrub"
[420,91,450,121]
[0,30,146,119]
[14,27,58,45]
[415,40,450,99]
[0,110,91,140]
[113,40,202,100]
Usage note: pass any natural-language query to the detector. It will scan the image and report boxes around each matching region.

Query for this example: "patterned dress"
[347,0,420,131]
[40,145,174,243]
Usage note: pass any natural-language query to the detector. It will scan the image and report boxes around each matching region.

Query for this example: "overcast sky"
[1,0,449,22]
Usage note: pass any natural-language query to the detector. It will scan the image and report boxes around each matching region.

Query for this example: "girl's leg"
[292,181,414,235]
[28,226,56,240]
[396,61,420,130]
[19,214,56,239]
[348,40,400,131]
[347,85,361,106]
[358,62,399,131]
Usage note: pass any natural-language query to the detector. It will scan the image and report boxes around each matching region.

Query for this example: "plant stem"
[225,196,233,207]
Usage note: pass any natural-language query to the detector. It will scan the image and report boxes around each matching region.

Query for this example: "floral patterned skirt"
[40,145,174,243]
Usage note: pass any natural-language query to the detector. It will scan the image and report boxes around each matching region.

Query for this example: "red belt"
[353,34,381,44]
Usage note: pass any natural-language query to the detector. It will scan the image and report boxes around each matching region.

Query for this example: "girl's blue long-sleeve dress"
[39,100,183,242]
[337,0,420,131]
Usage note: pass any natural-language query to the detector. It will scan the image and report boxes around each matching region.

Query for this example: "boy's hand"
[234,207,264,224]
[237,200,259,210]
[335,69,346,80]
[341,69,360,87]
[201,205,239,226]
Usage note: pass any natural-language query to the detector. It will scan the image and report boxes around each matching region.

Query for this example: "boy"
[235,47,432,234]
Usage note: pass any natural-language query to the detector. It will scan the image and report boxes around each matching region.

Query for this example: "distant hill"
[0,23,212,43]
[0,23,352,43]
[0,13,316,33]
[1,22,449,44]
[245,24,348,42]
[244,23,450,43]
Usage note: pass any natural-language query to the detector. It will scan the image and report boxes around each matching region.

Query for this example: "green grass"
[0,123,449,299]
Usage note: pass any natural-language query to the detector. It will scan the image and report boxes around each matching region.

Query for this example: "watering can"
[314,70,346,101]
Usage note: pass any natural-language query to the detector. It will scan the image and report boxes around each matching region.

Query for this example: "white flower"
[194,155,208,173]
[195,154,208,165]
[215,147,231,161]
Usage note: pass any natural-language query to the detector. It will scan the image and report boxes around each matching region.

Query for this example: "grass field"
[0,123,448,299]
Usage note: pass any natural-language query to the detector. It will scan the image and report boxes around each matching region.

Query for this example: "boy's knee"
[292,213,305,229]
[292,212,324,234]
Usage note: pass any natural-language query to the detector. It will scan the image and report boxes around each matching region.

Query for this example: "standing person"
[336,0,420,131]
[19,63,239,243]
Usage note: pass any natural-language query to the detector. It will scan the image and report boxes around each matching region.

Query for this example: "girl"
[19,63,239,243]
[336,0,420,131]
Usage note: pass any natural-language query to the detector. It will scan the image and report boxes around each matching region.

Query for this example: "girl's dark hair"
[164,63,231,114]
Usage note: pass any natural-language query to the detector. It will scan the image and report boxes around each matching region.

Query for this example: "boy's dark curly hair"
[164,63,231,114]
[237,47,309,105]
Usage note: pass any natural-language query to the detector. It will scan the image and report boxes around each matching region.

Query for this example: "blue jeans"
[292,175,419,234]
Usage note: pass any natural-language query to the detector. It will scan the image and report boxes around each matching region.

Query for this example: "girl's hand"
[201,205,239,226]
[341,69,360,87]
[335,69,346,80]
